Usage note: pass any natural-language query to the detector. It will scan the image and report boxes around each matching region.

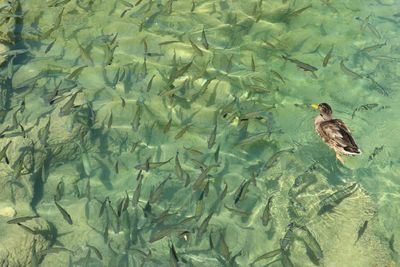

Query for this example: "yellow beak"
[310,103,319,109]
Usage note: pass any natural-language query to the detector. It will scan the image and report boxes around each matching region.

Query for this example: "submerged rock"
[0,217,53,267]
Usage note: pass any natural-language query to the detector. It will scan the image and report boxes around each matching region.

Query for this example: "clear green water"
[0,0,399,266]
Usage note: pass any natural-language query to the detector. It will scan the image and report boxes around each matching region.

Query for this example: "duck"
[311,103,361,163]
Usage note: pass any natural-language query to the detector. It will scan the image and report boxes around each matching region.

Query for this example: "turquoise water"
[0,0,399,266]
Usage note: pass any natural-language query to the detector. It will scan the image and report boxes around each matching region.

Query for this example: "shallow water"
[0,0,399,266]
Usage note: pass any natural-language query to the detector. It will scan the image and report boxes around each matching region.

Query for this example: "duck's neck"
[314,114,332,125]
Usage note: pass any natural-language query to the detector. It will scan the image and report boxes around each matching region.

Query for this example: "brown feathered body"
[314,105,361,156]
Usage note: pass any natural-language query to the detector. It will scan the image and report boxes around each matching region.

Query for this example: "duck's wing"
[320,119,361,154]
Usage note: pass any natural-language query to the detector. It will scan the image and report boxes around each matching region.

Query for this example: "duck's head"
[311,103,332,120]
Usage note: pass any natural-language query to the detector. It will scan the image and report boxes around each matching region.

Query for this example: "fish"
[308,43,321,54]
[195,197,205,217]
[190,0,196,12]
[280,226,295,251]
[118,191,129,216]
[271,70,285,83]
[163,118,172,133]
[119,0,133,8]
[67,65,88,80]
[174,124,191,140]
[193,164,219,190]
[169,242,179,267]
[354,220,368,244]
[75,38,93,66]
[263,148,294,172]
[226,54,234,73]
[110,32,119,46]
[115,160,119,174]
[389,234,395,252]
[132,172,143,206]
[201,27,209,49]
[135,157,173,171]
[12,152,26,180]
[142,58,148,76]
[163,0,173,14]
[183,146,203,156]
[356,15,371,31]
[0,49,29,56]
[189,38,203,56]
[234,179,251,205]
[37,247,74,256]
[224,205,251,217]
[146,75,156,92]
[366,22,381,39]
[251,248,281,265]
[55,181,64,201]
[361,42,386,53]
[365,74,389,96]
[142,39,148,54]
[236,132,270,147]
[282,55,318,72]
[368,146,384,161]
[7,215,40,224]
[318,183,358,215]
[76,141,91,177]
[214,144,220,163]
[219,230,230,261]
[45,39,57,54]
[287,4,312,17]
[281,251,294,267]
[219,182,228,200]
[149,226,187,243]
[294,224,323,262]
[149,175,171,204]
[131,102,143,131]
[38,117,51,146]
[207,121,217,149]
[202,180,210,198]
[120,96,126,108]
[7,55,15,79]
[145,52,165,57]
[107,111,113,129]
[339,59,363,79]
[170,60,193,83]
[103,222,109,243]
[251,54,256,71]
[138,20,144,32]
[102,44,114,66]
[175,152,183,180]
[112,68,120,89]
[120,8,131,17]
[322,45,334,67]
[261,196,273,226]
[54,197,73,225]
[99,196,109,217]
[0,141,12,163]
[86,244,102,260]
[15,72,44,90]
[196,213,214,240]
[31,238,39,267]
[130,140,141,153]
[351,103,379,118]
[152,212,171,229]
[182,171,190,187]
[179,215,197,225]
[143,200,153,218]
[16,223,37,235]
[158,40,181,46]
